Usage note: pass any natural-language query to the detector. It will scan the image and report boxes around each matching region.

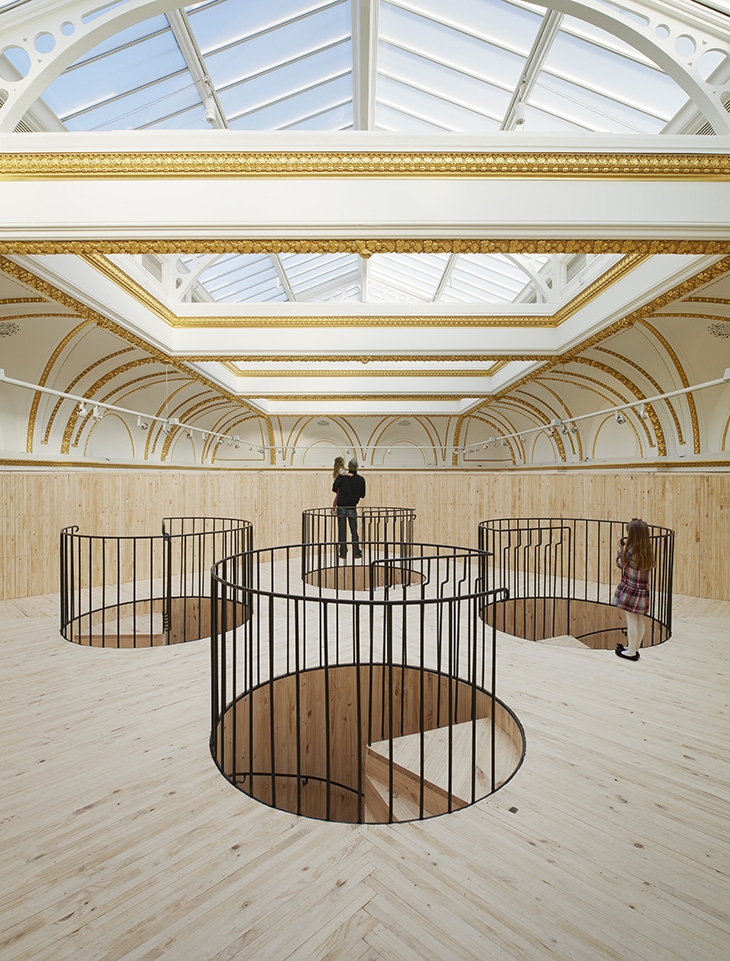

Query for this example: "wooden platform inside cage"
[484,596,669,648]
[303,563,425,591]
[69,596,248,648]
[216,664,523,823]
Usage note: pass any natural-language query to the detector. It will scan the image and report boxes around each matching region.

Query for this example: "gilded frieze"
[3,239,730,256]
[3,151,730,179]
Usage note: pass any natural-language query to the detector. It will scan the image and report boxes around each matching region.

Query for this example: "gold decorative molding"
[536,381,583,460]
[26,320,93,452]
[0,312,81,321]
[3,150,730,180]
[654,312,730,321]
[570,358,664,455]
[43,347,135,444]
[65,358,159,453]
[192,353,550,363]
[593,345,684,446]
[0,297,47,304]
[639,320,701,455]
[510,393,568,463]
[682,297,730,305]
[3,238,730,256]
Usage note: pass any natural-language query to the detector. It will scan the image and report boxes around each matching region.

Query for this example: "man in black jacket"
[332,458,366,558]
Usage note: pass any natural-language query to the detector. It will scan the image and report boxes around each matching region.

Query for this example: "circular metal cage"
[478,517,674,649]
[210,542,525,825]
[60,516,253,648]
[301,507,417,589]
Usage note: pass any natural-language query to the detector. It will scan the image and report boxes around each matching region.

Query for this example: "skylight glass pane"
[378,75,501,130]
[287,102,353,129]
[540,23,689,125]
[438,253,553,303]
[379,45,513,124]
[377,0,541,131]
[375,102,451,131]
[386,0,544,52]
[530,75,666,133]
[281,253,359,297]
[144,101,218,130]
[202,3,350,88]
[227,74,352,129]
[196,255,286,302]
[68,15,171,64]
[216,42,351,117]
[187,0,348,52]
[42,22,186,123]
[63,75,195,131]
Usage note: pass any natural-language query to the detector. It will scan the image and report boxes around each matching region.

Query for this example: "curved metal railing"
[301,506,417,589]
[478,517,674,648]
[210,542,525,824]
[60,516,252,648]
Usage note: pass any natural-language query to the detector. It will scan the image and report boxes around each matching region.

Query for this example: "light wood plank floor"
[1,590,728,961]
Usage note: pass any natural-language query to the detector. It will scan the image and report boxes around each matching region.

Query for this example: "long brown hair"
[332,455,345,479]
[619,518,655,571]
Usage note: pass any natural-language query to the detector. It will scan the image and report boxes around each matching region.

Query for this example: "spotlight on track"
[615,410,626,425]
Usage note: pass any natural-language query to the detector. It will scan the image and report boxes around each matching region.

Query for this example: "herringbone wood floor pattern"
[1,591,728,961]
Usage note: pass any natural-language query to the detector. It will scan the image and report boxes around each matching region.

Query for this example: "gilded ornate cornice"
[3,151,730,180]
[2,239,730,256]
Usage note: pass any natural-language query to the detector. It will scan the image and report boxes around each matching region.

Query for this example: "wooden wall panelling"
[2,469,729,602]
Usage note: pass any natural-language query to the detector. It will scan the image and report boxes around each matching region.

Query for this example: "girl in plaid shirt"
[613,518,655,662]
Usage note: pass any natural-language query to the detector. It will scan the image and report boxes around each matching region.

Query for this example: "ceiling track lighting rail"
[1,369,728,458]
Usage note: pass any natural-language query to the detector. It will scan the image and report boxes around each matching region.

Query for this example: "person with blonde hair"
[613,518,655,662]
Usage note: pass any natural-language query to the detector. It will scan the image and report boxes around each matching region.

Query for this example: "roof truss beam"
[352,0,379,129]
[167,8,228,129]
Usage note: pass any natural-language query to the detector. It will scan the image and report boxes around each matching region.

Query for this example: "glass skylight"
[134,252,603,306]
[5,0,713,135]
